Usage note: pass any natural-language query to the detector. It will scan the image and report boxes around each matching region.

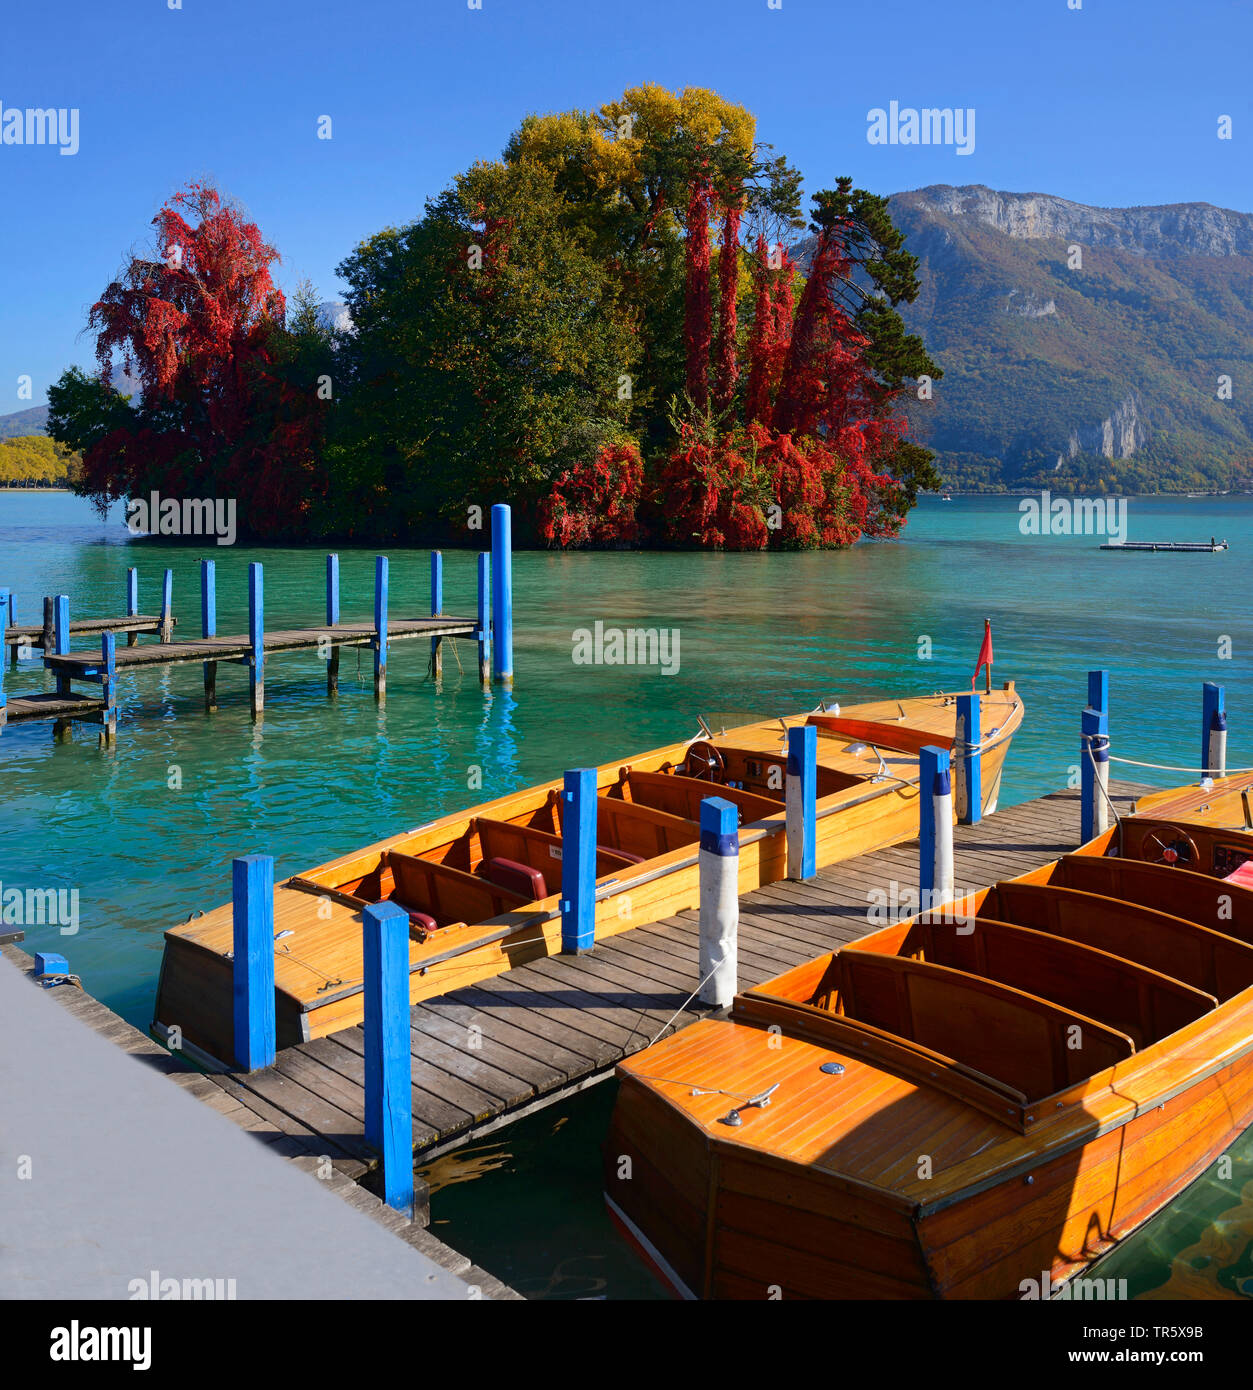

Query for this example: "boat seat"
[407,910,438,940]
[484,856,546,901]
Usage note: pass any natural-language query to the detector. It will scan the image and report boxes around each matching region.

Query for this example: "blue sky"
[2,0,1250,411]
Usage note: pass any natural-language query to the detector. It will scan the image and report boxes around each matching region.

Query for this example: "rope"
[1106,755,1253,775]
[1081,734,1123,827]
[636,960,723,1048]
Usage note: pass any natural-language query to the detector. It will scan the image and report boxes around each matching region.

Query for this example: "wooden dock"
[187,782,1150,1165]
[4,613,171,653]
[2,940,520,1298]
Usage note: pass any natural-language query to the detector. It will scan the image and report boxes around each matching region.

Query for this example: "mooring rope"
[1106,755,1253,775]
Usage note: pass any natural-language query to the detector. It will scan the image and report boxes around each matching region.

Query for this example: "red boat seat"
[484,857,547,901]
[1223,861,1253,891]
[408,910,438,940]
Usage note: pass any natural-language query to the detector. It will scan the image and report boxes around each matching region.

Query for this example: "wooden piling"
[920,744,954,903]
[1203,681,1226,779]
[560,767,597,954]
[160,569,173,643]
[326,554,340,697]
[201,559,217,712]
[786,724,817,880]
[99,632,117,748]
[374,555,388,702]
[430,551,443,682]
[698,795,739,1008]
[955,692,981,825]
[476,553,490,689]
[248,563,264,717]
[126,568,139,646]
[362,899,414,1217]
[491,504,513,687]
[231,854,276,1071]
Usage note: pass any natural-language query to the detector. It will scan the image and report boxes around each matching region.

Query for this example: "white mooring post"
[919,744,954,908]
[1202,682,1226,780]
[698,796,739,1009]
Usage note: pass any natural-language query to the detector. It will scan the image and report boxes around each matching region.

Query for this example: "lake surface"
[3,488,1251,1299]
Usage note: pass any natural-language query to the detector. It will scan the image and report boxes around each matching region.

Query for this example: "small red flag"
[972,619,993,692]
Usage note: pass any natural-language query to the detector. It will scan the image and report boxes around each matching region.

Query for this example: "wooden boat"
[153,686,1023,1067]
[604,795,1253,1299]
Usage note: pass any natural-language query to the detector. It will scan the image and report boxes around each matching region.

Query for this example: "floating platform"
[1101,541,1228,552]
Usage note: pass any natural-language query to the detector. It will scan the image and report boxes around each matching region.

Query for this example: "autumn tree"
[49,182,332,537]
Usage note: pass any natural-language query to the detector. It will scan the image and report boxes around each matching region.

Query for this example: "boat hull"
[604,1027,1253,1299]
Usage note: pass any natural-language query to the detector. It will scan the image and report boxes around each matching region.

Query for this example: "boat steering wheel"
[684,739,725,783]
[1139,824,1200,868]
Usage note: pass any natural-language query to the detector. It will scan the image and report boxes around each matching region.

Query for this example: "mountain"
[0,405,49,440]
[824,185,1253,492]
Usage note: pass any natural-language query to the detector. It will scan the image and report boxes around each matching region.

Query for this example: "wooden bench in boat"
[989,881,1253,1001]
[1027,854,1253,949]
[659,746,862,800]
[607,768,783,824]
[429,816,636,892]
[855,915,1214,1050]
[547,792,701,861]
[385,851,530,930]
[834,949,1136,1104]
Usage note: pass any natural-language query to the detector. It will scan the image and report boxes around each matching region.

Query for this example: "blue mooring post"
[99,631,117,747]
[786,724,817,881]
[561,767,597,954]
[954,693,982,826]
[160,568,173,642]
[0,589,8,729]
[920,745,954,906]
[374,555,389,701]
[1202,682,1226,780]
[476,552,491,689]
[699,796,739,1007]
[54,594,70,656]
[363,898,414,1216]
[1080,705,1110,842]
[248,562,264,717]
[201,559,217,711]
[325,554,340,697]
[1088,669,1110,718]
[232,854,276,1071]
[491,503,513,687]
[430,550,443,681]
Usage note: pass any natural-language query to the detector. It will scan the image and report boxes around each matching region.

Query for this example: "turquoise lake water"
[3,488,1251,1298]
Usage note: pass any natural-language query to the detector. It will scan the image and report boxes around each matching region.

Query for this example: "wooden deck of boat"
[207,780,1153,1164]
[42,615,477,674]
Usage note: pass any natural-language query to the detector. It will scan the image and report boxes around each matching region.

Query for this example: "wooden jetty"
[0,503,515,744]
[154,782,1149,1176]
[1,940,520,1299]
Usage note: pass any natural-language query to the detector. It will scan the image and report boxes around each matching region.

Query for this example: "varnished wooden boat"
[604,795,1253,1299]
[153,687,1022,1066]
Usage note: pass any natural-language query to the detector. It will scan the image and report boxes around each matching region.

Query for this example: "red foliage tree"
[538,442,646,547]
[683,178,714,413]
[78,182,326,535]
[713,200,742,415]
